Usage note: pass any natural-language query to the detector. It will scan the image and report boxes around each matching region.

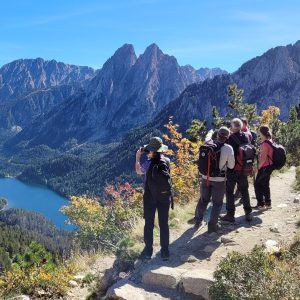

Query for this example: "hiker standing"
[241,118,253,143]
[194,127,235,232]
[242,117,257,147]
[220,118,255,223]
[254,126,274,210]
[235,118,257,201]
[135,137,173,261]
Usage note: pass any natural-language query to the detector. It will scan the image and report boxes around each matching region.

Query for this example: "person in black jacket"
[220,118,253,223]
[135,137,172,261]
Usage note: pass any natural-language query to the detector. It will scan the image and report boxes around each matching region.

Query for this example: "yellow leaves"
[163,119,202,205]
[261,106,281,126]
[61,184,143,245]
[0,262,76,298]
[61,195,106,238]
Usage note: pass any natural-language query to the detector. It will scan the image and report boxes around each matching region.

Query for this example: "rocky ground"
[68,168,300,299]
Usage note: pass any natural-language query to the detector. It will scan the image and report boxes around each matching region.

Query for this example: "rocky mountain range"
[6,44,204,149]
[4,40,300,197]
[149,40,300,133]
[0,58,95,103]
[196,67,228,80]
[0,58,96,132]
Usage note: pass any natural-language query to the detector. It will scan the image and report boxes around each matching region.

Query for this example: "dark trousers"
[254,166,273,206]
[195,179,225,225]
[144,199,170,254]
[226,172,252,216]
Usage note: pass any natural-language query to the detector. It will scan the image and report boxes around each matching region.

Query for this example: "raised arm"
[135,149,144,175]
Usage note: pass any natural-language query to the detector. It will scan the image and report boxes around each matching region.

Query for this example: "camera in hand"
[140,147,150,153]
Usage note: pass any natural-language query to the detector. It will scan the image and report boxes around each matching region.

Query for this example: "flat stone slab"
[142,267,187,289]
[106,279,178,299]
[106,279,147,300]
[181,269,215,300]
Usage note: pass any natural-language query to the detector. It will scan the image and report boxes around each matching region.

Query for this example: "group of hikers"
[135,117,286,261]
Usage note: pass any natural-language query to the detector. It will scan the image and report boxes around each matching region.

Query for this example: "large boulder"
[106,279,145,300]
[142,267,187,289]
[181,269,215,300]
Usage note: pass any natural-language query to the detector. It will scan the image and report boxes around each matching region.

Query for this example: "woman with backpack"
[135,137,173,261]
[254,126,274,210]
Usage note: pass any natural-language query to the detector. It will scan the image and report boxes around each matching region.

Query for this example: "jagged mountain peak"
[140,43,166,62]
[99,43,137,75]
[0,58,96,103]
[111,43,136,60]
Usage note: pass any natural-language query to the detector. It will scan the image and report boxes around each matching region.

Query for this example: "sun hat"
[144,137,168,153]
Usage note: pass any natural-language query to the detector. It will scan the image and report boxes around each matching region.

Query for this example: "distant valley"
[1,41,300,197]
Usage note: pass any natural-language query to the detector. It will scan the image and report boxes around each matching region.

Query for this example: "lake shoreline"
[0,173,70,200]
[0,177,72,230]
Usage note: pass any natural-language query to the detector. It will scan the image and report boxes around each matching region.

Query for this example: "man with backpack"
[220,118,255,223]
[194,126,235,232]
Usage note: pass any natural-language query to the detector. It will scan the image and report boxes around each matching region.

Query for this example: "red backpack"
[231,135,256,176]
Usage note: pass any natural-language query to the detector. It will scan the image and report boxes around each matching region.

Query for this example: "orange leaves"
[163,119,202,205]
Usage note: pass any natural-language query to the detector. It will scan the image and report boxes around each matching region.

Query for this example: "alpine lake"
[0,178,72,230]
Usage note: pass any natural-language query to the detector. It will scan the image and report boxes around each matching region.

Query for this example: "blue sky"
[0,0,299,72]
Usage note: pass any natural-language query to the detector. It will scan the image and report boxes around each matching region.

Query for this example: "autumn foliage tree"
[61,183,143,251]
[163,118,202,205]
[260,106,281,139]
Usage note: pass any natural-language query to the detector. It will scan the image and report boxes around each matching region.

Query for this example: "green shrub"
[82,273,96,285]
[115,237,142,272]
[210,246,300,300]
[0,242,77,299]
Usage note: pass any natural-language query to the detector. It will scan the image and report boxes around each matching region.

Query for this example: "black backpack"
[198,140,225,177]
[265,140,286,170]
[146,157,174,208]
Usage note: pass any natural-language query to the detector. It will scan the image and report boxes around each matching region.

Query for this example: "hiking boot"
[194,221,203,230]
[139,248,152,260]
[207,222,220,233]
[220,214,235,223]
[161,249,170,261]
[258,205,267,211]
[245,213,252,222]
[265,204,272,210]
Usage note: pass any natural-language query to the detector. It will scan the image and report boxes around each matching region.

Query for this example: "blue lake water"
[0,178,72,230]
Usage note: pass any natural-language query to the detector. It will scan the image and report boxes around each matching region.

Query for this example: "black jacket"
[227,132,249,159]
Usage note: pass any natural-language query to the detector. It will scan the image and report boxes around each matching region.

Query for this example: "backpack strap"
[158,157,174,209]
[231,133,243,146]
[263,140,274,165]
